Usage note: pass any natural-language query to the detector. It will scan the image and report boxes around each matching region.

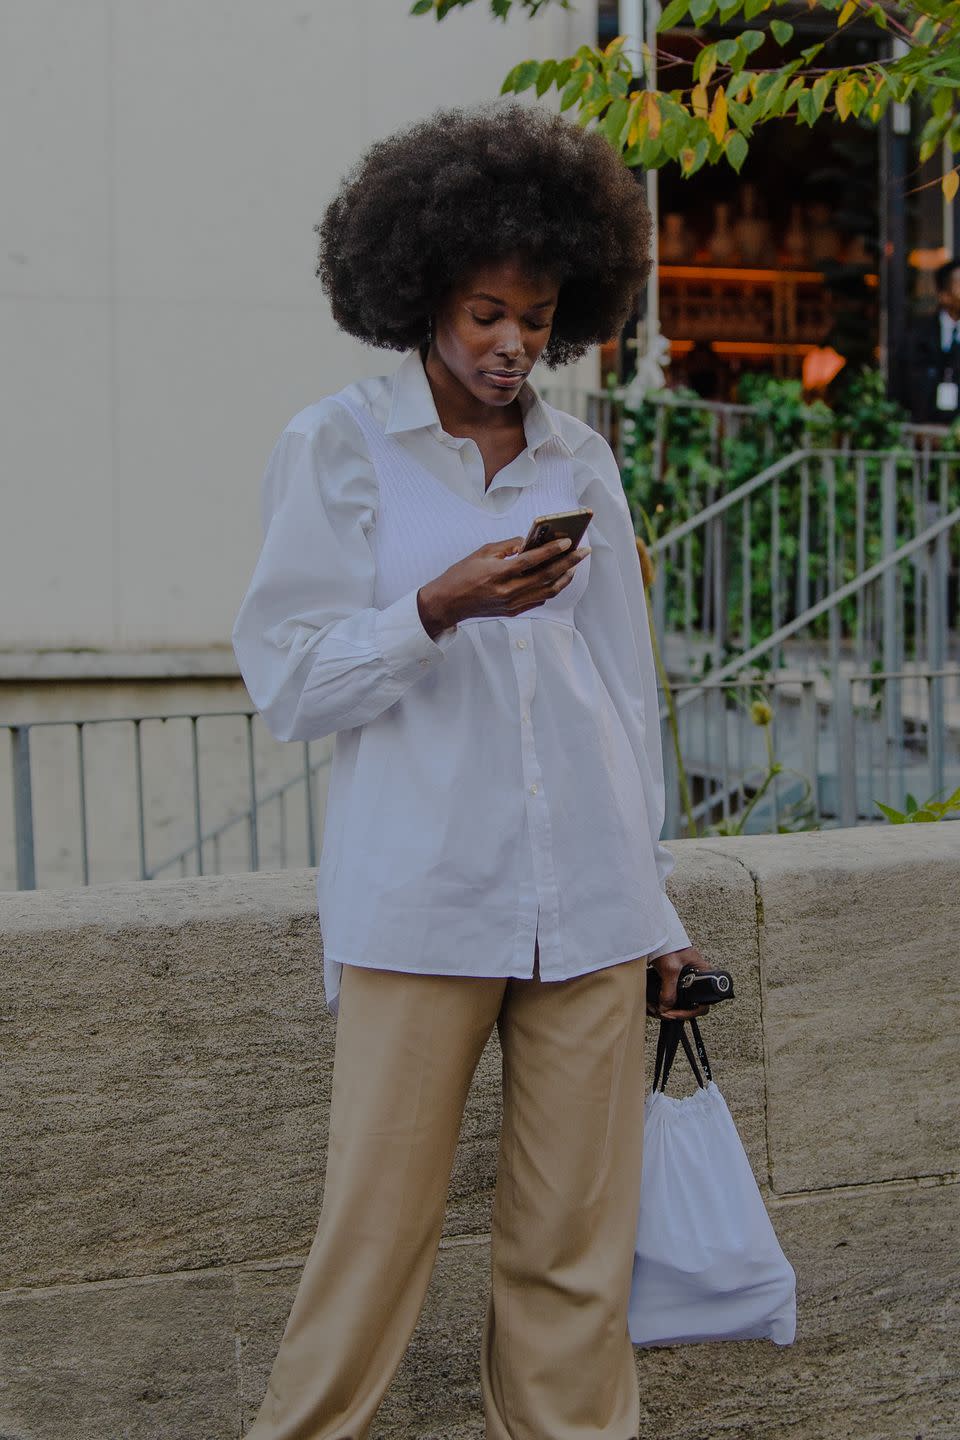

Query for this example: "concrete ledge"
[2,827,958,1438]
[0,648,241,681]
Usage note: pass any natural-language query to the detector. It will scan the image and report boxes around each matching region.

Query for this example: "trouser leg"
[245,963,505,1440]
[480,958,648,1440]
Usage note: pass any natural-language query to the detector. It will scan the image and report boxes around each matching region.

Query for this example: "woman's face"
[429,256,560,409]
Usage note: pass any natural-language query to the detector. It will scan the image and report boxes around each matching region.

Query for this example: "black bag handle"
[652,1017,713,1093]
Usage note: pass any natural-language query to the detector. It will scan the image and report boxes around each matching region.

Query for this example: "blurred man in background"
[907,259,960,425]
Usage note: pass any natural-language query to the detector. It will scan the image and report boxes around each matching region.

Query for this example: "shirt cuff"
[646,893,692,960]
[374,588,458,677]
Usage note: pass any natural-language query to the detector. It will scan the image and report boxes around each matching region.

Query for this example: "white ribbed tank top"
[336,396,591,623]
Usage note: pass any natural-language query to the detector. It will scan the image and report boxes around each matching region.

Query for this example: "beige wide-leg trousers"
[245,954,647,1440]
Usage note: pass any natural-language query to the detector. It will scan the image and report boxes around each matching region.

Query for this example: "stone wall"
[1,827,958,1439]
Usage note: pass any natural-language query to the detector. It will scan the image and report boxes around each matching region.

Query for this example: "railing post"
[11,726,37,890]
[661,710,680,841]
[303,743,317,867]
[246,713,260,873]
[927,531,948,798]
[881,455,901,762]
[797,458,810,618]
[799,679,820,825]
[834,674,858,827]
[771,475,781,668]
[825,455,840,694]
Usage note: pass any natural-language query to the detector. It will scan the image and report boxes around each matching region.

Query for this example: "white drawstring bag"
[628,1018,797,1347]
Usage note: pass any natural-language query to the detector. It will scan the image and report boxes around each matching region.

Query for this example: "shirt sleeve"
[573,431,691,958]
[232,400,459,743]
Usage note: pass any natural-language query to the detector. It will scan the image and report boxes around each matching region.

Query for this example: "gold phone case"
[521,507,593,553]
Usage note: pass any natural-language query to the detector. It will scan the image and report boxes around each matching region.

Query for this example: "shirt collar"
[385,347,573,458]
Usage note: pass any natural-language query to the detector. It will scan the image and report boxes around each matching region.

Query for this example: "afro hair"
[317,103,651,368]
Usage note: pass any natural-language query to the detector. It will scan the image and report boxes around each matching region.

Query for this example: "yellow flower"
[750,700,774,727]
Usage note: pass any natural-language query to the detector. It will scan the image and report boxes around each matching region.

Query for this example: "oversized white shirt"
[233,349,690,1011]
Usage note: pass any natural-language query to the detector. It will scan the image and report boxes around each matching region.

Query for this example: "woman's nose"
[496,324,524,359]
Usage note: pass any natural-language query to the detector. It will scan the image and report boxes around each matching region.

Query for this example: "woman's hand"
[646,945,715,1020]
[417,536,589,637]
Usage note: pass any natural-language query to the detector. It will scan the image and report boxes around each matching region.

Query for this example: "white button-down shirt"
[233,350,690,1010]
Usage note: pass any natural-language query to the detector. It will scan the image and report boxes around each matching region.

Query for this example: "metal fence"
[6,665,957,890]
[647,448,959,679]
[3,710,332,892]
[663,668,960,839]
[541,385,958,470]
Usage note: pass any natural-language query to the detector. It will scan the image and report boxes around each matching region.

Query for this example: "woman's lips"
[482,370,527,390]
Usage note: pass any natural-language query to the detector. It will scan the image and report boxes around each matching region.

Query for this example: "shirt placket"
[508,618,563,978]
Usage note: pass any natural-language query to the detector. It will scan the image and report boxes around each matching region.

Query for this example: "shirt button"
[529,784,538,795]
[418,658,430,667]
[516,639,527,650]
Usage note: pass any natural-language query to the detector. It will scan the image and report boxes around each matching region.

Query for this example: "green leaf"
[799,42,824,62]
[770,18,793,44]
[759,71,789,115]
[689,0,716,22]
[603,95,630,147]
[812,73,833,117]
[932,87,952,119]
[874,801,906,824]
[681,136,711,175]
[740,29,765,54]
[726,70,754,102]
[636,136,665,169]
[909,809,938,823]
[500,64,520,95]
[905,793,918,813]
[410,0,433,13]
[513,59,540,93]
[726,130,749,171]
[535,58,557,96]
[560,74,584,111]
[658,0,691,31]
[781,78,807,112]
[743,0,768,19]
[716,38,740,62]
[693,42,717,83]
[728,99,755,135]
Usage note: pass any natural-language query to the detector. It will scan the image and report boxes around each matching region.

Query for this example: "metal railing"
[3,710,332,892]
[541,384,957,467]
[5,440,957,887]
[8,660,955,888]
[662,667,960,839]
[655,502,958,834]
[647,448,959,678]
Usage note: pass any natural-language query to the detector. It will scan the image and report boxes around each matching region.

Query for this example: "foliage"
[618,367,918,647]
[413,0,960,197]
[875,786,960,822]
[638,532,819,837]
[705,689,818,835]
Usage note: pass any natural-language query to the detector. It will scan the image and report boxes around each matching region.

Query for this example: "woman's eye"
[471,314,499,326]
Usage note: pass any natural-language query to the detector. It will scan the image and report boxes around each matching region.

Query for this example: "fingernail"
[559,538,573,550]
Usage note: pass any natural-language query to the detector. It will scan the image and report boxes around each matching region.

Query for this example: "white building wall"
[1,0,598,657]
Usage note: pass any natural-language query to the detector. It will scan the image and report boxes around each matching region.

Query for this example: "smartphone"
[520,507,593,556]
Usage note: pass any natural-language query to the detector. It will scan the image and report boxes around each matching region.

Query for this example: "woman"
[233,103,710,1440]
